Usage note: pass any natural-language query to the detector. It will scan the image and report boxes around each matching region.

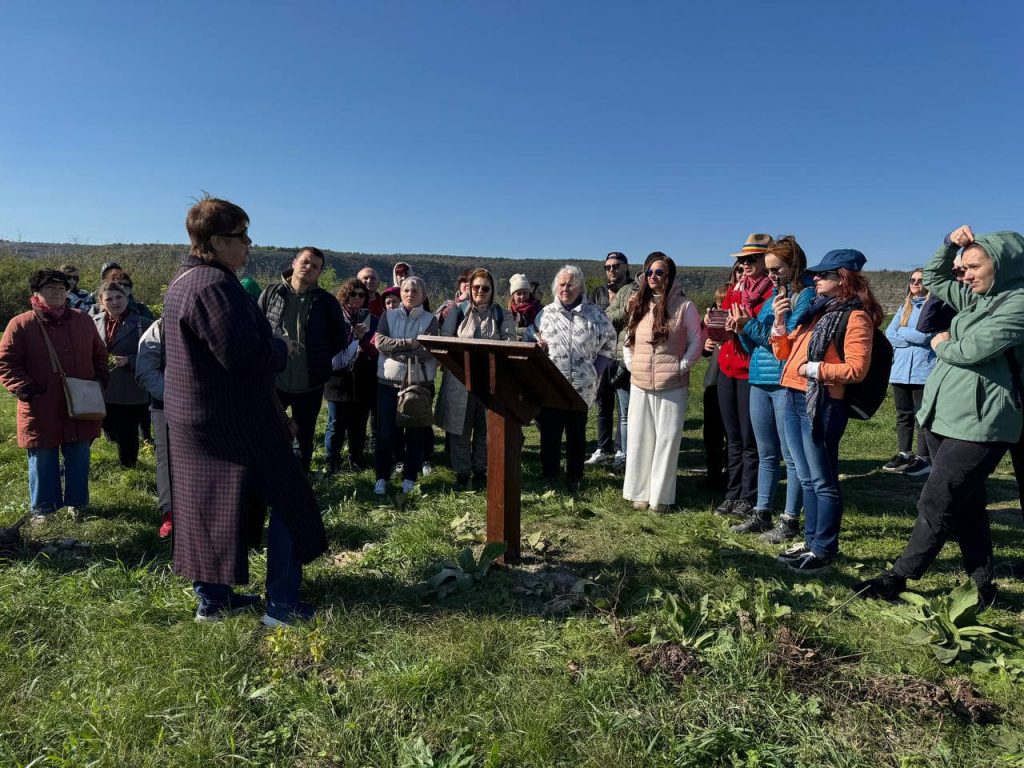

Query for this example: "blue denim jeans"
[750,384,802,518]
[194,509,300,613]
[27,441,91,514]
[616,387,630,456]
[783,388,849,559]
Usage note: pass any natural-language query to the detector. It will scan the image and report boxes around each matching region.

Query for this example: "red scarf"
[738,274,772,313]
[104,315,123,346]
[30,295,68,322]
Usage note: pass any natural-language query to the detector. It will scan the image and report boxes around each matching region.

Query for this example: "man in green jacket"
[855,225,1024,606]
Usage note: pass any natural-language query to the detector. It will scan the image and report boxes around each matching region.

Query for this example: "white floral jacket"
[531,299,616,406]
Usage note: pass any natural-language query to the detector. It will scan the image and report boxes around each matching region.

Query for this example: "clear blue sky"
[2,1,1022,269]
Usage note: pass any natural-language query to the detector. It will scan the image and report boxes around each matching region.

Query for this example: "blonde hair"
[899,268,927,327]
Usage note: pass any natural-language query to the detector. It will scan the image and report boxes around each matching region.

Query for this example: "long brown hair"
[899,268,927,327]
[626,252,677,347]
[835,269,884,328]
[765,235,807,295]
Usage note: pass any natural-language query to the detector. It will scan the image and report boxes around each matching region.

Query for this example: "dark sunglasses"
[471,284,491,293]
[604,263,623,270]
[736,256,759,265]
[767,266,786,276]
[909,278,924,285]
[814,270,840,281]
[350,291,367,297]
[645,268,666,278]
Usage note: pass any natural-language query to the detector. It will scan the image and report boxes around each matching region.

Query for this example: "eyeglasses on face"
[471,284,491,293]
[645,268,666,278]
[909,278,924,285]
[814,271,840,281]
[604,263,623,270]
[767,266,786,276]
[350,291,367,298]
[736,256,759,265]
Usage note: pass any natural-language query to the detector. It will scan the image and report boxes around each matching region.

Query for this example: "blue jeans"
[194,509,300,614]
[750,384,802,518]
[616,387,630,456]
[27,441,91,514]
[783,388,849,559]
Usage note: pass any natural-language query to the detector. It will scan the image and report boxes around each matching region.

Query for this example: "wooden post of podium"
[417,336,586,564]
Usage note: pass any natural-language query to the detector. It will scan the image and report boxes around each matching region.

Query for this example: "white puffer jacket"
[374,306,439,386]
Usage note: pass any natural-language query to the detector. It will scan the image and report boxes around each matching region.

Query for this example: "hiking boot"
[730,500,755,519]
[158,511,173,538]
[730,508,772,534]
[611,452,626,472]
[714,499,737,516]
[851,569,906,601]
[786,551,834,574]
[776,541,809,563]
[195,592,261,622]
[903,457,932,477]
[759,515,800,544]
[882,453,912,472]
[584,449,612,466]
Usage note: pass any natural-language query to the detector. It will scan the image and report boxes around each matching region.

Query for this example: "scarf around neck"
[805,296,860,428]
[738,274,772,313]
[30,295,68,322]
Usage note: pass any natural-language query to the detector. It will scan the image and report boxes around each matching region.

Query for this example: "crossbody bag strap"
[37,318,66,378]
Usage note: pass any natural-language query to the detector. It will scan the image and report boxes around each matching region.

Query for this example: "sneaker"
[373,479,387,495]
[584,449,612,466]
[611,452,626,471]
[158,511,173,538]
[729,500,755,519]
[851,569,907,601]
[903,457,932,477]
[195,592,262,622]
[759,515,800,544]
[421,462,434,477]
[401,479,416,494]
[882,453,912,472]
[730,509,772,534]
[776,542,809,563]
[30,512,53,526]
[714,499,737,516]
[632,501,649,511]
[786,551,834,573]
[261,602,315,628]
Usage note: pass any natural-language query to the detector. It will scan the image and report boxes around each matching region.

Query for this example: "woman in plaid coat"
[163,197,327,626]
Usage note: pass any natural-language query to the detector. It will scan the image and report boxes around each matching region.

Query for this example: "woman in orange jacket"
[770,249,882,572]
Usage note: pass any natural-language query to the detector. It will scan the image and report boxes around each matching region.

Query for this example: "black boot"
[730,508,772,534]
[851,570,907,601]
[472,471,487,491]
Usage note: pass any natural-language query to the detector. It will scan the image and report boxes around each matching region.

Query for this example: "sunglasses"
[767,266,786,276]
[736,256,760,265]
[471,284,491,293]
[909,278,924,285]
[604,263,623,270]
[350,291,367,297]
[814,271,840,281]
[645,268,666,278]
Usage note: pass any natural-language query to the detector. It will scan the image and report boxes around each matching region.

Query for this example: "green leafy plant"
[972,653,1024,683]
[648,591,718,651]
[901,581,1019,664]
[710,581,792,633]
[421,542,508,600]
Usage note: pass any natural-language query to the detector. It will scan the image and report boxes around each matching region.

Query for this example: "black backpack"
[834,310,893,420]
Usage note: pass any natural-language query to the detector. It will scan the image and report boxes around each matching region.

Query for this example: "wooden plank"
[486,409,521,563]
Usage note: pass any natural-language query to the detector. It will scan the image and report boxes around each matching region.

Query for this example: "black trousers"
[892,383,928,458]
[894,431,1009,588]
[277,387,324,472]
[703,385,727,489]
[537,406,588,482]
[102,402,149,468]
[717,374,757,503]
[593,368,619,454]
[1011,432,1024,514]
[375,383,431,481]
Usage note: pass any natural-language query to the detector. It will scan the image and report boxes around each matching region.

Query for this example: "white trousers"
[623,385,688,507]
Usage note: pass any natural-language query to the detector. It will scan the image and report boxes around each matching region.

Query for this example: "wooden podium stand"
[418,336,586,562]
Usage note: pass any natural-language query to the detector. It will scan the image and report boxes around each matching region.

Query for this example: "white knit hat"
[509,273,530,294]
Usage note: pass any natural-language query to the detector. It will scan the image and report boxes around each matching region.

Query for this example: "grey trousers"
[450,394,488,476]
[152,407,172,514]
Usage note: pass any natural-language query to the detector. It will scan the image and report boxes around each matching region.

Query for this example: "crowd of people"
[1,197,1022,625]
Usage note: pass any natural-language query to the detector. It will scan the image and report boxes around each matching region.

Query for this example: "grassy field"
[0,362,1022,768]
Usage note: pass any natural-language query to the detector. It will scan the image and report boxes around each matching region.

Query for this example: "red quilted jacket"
[716,282,772,380]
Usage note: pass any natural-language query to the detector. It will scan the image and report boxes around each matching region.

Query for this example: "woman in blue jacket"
[881,269,936,477]
[731,236,815,541]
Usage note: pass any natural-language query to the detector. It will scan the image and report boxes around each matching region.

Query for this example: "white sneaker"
[373,479,387,495]
[401,479,416,494]
[584,449,611,466]
[421,462,433,476]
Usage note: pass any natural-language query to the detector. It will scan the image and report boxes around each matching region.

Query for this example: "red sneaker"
[158,511,173,538]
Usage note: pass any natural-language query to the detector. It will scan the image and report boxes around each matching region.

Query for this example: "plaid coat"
[163,257,328,585]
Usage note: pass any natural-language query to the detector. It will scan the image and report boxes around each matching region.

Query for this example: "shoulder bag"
[396,358,433,428]
[38,319,106,421]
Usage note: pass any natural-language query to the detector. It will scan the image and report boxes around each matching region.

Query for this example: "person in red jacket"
[0,270,108,523]
[713,234,774,519]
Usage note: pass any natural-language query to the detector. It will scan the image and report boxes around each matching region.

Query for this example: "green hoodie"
[917,231,1024,443]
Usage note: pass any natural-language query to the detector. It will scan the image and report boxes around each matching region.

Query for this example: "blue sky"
[2,1,1022,269]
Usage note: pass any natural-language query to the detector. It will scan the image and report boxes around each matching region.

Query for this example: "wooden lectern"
[418,336,586,562]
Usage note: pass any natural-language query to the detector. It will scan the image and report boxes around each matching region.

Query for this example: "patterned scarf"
[805,296,860,428]
[30,295,68,322]
[738,274,772,314]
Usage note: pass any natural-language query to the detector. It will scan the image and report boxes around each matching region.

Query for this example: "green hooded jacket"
[917,231,1024,443]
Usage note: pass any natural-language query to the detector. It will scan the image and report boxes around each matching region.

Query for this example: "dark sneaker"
[903,457,932,477]
[729,500,755,519]
[882,453,911,472]
[262,602,315,628]
[776,542,810,563]
[195,592,262,622]
[759,515,800,544]
[851,570,906,601]
[786,551,834,573]
[714,499,737,516]
[730,509,772,534]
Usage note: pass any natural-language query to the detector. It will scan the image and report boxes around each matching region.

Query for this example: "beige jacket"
[625,292,703,391]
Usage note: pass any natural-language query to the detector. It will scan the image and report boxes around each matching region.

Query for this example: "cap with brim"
[605,252,628,265]
[30,269,71,292]
[806,249,867,274]
[730,233,773,259]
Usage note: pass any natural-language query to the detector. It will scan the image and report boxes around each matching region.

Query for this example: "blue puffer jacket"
[740,284,815,386]
[886,296,936,385]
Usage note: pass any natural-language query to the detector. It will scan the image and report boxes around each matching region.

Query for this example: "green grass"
[1,360,1022,767]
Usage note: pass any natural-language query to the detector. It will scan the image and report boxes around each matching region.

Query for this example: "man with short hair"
[258,247,348,471]
[357,266,383,316]
[58,264,92,310]
[585,251,631,469]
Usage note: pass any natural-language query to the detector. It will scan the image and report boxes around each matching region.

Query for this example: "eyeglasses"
[604,263,623,271]
[350,291,367,298]
[645,268,666,278]
[471,284,491,293]
[736,256,760,265]
[767,266,786,276]
[814,271,840,281]
[216,230,250,242]
[909,278,924,285]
